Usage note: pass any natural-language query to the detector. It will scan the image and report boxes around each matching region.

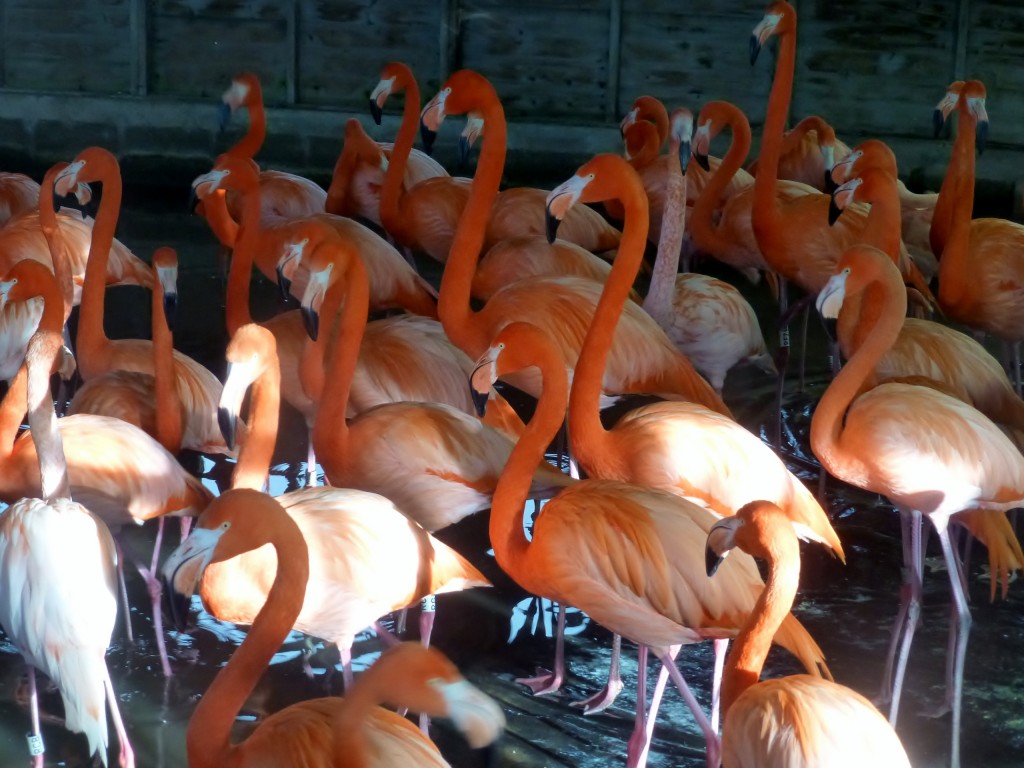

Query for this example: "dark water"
[0,187,1022,768]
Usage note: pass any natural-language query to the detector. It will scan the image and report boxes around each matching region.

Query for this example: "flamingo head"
[276,236,309,300]
[706,500,799,576]
[421,70,496,155]
[470,322,551,416]
[692,116,714,172]
[932,80,964,137]
[153,247,179,332]
[828,176,861,226]
[369,75,396,125]
[300,250,337,342]
[459,113,485,167]
[218,324,274,450]
[750,2,794,65]
[962,80,989,154]
[619,106,639,137]
[190,154,258,210]
[220,72,260,130]
[546,154,641,243]
[669,108,694,175]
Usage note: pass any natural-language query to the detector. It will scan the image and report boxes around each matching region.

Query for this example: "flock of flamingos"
[0,0,1021,765]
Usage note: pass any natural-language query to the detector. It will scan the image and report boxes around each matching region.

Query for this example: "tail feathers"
[479,392,526,440]
[661,360,734,420]
[108,239,155,289]
[427,539,491,596]
[774,613,833,682]
[50,651,110,765]
[956,509,1023,601]
[790,484,846,564]
[526,461,576,499]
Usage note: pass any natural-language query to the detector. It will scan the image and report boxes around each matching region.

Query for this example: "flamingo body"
[0,172,40,226]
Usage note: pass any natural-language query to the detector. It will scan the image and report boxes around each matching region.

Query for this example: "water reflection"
[0,190,1021,768]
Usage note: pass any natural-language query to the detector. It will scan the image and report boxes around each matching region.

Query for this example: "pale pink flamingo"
[0,171,39,226]
[0,328,135,768]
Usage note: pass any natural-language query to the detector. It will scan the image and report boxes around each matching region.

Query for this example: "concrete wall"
[0,0,1020,211]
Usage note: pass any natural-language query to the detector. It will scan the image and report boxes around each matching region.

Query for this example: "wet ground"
[0,182,1022,768]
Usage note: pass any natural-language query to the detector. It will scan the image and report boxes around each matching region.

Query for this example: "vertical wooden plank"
[286,0,298,104]
[130,0,148,95]
[953,0,970,79]
[439,0,460,84]
[606,0,622,121]
[0,1,7,88]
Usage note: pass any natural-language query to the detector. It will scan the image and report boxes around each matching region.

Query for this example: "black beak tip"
[276,266,292,302]
[164,578,194,634]
[544,211,561,245]
[187,187,201,215]
[932,108,945,139]
[420,123,437,155]
[705,546,723,578]
[679,142,691,175]
[302,306,320,342]
[217,102,232,133]
[828,197,843,226]
[369,99,383,126]
[977,121,988,154]
[163,293,177,332]
[457,135,471,168]
[218,406,237,451]
[471,387,489,417]
[695,152,711,172]
[749,36,762,66]
[824,171,838,194]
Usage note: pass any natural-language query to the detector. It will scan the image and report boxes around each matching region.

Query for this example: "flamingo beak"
[679,141,691,175]
[157,265,178,333]
[369,78,393,125]
[469,346,502,417]
[705,517,739,577]
[544,174,589,244]
[420,88,449,156]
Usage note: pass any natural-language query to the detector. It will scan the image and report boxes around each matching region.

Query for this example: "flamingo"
[0,328,134,768]
[642,108,774,394]
[0,171,40,225]
[470,317,837,768]
[929,80,967,259]
[169,322,490,686]
[747,114,850,191]
[161,489,504,768]
[810,244,1024,768]
[68,247,184,454]
[421,69,729,415]
[706,501,911,767]
[931,80,1024,388]
[193,154,439,318]
[276,223,524,439]
[304,228,573,534]
[373,62,620,263]
[0,259,212,678]
[56,148,230,456]
[536,154,839,750]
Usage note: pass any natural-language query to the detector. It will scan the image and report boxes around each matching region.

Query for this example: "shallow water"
[0,184,1022,768]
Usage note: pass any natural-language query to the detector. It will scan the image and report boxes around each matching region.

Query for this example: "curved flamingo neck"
[77,161,123,380]
[225,179,263,336]
[491,328,567,579]
[186,499,309,768]
[200,190,240,248]
[313,253,368,470]
[856,173,903,261]
[380,64,420,244]
[624,122,661,169]
[438,91,507,358]
[936,105,976,311]
[152,277,182,455]
[751,20,797,256]
[634,96,669,149]
[569,169,649,462]
[643,137,686,327]
[38,166,74,323]
[691,105,751,257]
[229,94,267,161]
[720,521,800,717]
[232,347,280,492]
[784,115,833,153]
[811,257,905,487]
[298,260,345,404]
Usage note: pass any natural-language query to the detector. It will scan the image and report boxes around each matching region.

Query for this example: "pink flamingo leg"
[178,516,193,542]
[305,424,318,488]
[27,666,44,768]
[878,508,917,704]
[887,509,925,726]
[337,641,354,690]
[104,670,135,768]
[419,595,436,648]
[113,541,134,643]
[658,650,720,768]
[572,633,624,715]
[710,638,729,734]
[134,517,173,677]
[625,645,651,768]
[516,601,566,695]
[630,644,678,768]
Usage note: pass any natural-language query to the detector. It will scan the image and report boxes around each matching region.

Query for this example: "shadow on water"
[0,185,1021,768]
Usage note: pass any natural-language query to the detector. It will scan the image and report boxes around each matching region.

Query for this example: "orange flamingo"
[0,171,39,226]
[811,245,1024,768]
[421,69,729,415]
[706,501,911,767]
[538,153,838,733]
[0,259,211,678]
[161,490,504,768]
[277,225,524,439]
[68,247,184,454]
[0,328,135,768]
[642,108,773,393]
[325,113,447,227]
[305,230,572,533]
[932,80,1024,380]
[193,155,438,318]
[929,80,966,259]
[470,318,836,768]
[56,148,230,455]
[747,115,850,190]
[171,323,490,685]
[374,62,620,263]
